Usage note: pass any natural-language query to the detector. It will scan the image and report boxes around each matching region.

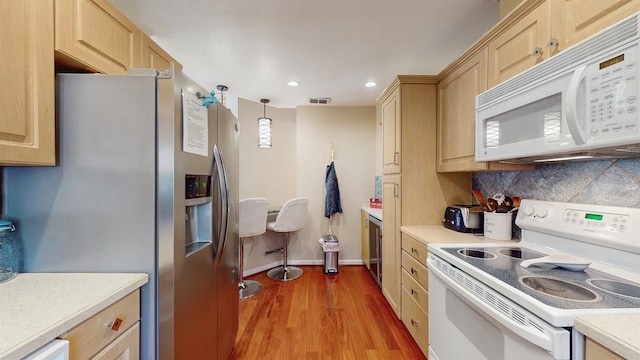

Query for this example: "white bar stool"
[265,198,308,281]
[238,198,268,299]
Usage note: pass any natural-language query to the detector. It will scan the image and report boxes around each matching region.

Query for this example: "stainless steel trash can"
[324,250,339,274]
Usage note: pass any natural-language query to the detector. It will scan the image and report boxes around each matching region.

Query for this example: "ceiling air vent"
[309,98,331,104]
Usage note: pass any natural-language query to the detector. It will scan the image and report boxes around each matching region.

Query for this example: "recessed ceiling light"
[365,82,376,87]
[288,81,299,87]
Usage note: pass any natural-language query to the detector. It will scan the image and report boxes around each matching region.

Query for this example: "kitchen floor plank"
[231,265,426,360]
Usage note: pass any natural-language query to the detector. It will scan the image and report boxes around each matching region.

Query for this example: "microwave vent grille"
[478,13,640,107]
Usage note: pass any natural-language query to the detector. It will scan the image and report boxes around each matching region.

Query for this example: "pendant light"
[258,98,272,148]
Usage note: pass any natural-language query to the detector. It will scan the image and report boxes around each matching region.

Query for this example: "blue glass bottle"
[0,220,22,283]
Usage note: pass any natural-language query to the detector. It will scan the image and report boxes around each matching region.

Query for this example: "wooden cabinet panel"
[361,210,370,269]
[401,287,429,355]
[487,0,551,88]
[382,174,401,317]
[552,0,640,52]
[93,322,140,360]
[437,48,489,172]
[500,0,524,19]
[63,290,140,359]
[140,33,183,72]
[55,0,141,74]
[585,338,624,360]
[381,86,401,174]
[0,0,55,165]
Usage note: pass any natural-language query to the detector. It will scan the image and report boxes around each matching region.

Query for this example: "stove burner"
[519,276,602,302]
[588,279,640,299]
[497,248,544,260]
[457,249,496,259]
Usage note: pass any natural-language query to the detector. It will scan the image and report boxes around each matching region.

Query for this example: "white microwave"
[476,12,640,164]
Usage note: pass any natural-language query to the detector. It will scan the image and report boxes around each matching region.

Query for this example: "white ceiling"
[109,0,500,109]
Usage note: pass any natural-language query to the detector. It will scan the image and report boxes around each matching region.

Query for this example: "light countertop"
[575,315,640,359]
[401,225,518,245]
[0,273,148,360]
[361,206,382,220]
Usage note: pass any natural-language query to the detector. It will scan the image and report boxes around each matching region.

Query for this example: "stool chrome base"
[239,279,262,299]
[267,265,303,281]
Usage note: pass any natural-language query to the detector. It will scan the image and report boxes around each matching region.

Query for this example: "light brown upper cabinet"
[437,49,489,172]
[552,0,640,52]
[487,0,640,88]
[487,0,552,88]
[55,0,142,74]
[0,0,56,166]
[141,34,183,72]
[437,48,532,172]
[500,0,524,19]
[381,87,401,174]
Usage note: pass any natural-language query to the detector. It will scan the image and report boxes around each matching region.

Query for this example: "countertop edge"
[575,315,640,360]
[1,273,148,360]
[401,225,517,246]
[361,205,382,220]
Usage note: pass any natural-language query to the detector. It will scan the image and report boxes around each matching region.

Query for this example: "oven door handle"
[429,261,570,359]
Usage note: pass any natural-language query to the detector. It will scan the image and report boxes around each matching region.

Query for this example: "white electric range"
[427,199,640,360]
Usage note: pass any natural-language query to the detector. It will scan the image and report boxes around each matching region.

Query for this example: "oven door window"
[428,256,571,360]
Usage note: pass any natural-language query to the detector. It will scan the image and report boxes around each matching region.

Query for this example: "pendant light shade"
[258,99,272,148]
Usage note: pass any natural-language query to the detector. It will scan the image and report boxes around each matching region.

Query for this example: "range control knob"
[535,207,548,218]
[523,206,535,217]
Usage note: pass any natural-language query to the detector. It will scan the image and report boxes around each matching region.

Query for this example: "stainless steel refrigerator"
[3,68,239,359]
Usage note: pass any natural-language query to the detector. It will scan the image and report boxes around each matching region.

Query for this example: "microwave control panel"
[587,43,639,141]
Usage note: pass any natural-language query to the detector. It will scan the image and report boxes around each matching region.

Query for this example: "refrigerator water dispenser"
[185,175,212,256]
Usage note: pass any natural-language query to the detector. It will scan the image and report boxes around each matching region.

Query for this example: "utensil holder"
[483,212,513,241]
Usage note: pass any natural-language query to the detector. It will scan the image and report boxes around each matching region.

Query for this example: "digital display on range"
[599,54,625,69]
[585,213,604,221]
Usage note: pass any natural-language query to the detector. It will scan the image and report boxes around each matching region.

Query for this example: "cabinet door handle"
[547,38,559,51]
[394,152,399,165]
[411,267,416,275]
[532,47,543,57]
[411,247,417,254]
[411,288,417,295]
[411,319,421,326]
[106,317,123,331]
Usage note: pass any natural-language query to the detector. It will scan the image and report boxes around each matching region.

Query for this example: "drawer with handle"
[402,234,428,264]
[402,268,428,313]
[62,289,140,359]
[402,250,429,289]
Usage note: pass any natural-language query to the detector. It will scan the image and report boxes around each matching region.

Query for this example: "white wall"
[295,106,377,267]
[238,98,297,204]
[237,99,377,274]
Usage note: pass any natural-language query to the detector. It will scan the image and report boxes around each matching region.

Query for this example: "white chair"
[265,198,308,281]
[238,198,269,299]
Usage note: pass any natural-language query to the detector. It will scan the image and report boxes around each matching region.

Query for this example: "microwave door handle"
[566,64,587,145]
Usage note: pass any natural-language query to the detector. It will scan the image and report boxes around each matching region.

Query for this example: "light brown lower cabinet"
[62,290,141,359]
[400,233,429,356]
[361,210,370,269]
[401,285,428,355]
[585,338,624,360]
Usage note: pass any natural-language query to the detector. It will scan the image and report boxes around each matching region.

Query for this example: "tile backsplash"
[375,176,382,199]
[472,158,640,208]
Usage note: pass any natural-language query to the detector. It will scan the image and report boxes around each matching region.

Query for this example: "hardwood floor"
[231,265,427,359]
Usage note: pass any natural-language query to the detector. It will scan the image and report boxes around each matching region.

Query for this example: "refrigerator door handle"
[211,144,230,268]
